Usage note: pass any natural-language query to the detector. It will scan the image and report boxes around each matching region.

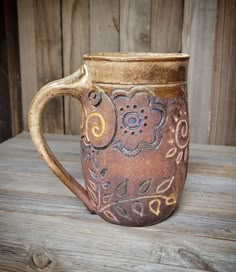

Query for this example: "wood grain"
[3,0,22,137]
[0,211,235,271]
[151,0,184,52]
[90,0,120,53]
[209,0,236,145]
[34,0,63,133]
[17,0,63,133]
[0,132,236,271]
[62,0,90,135]
[17,0,37,131]
[120,0,151,52]
[182,0,217,144]
[0,240,205,272]
[0,0,12,142]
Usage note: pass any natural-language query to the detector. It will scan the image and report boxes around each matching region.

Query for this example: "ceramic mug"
[29,53,189,227]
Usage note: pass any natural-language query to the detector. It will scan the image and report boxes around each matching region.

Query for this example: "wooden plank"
[151,0,184,52]
[17,0,37,132]
[90,0,120,53]
[34,0,63,133]
[0,136,236,241]
[120,0,151,52]
[0,187,235,240]
[0,0,12,142]
[182,0,217,144]
[62,0,90,135]
[3,0,22,137]
[17,0,64,133]
[209,0,236,145]
[0,211,235,271]
[0,242,204,272]
[0,133,236,270]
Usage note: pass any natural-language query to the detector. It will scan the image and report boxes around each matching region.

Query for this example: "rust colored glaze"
[29,53,190,227]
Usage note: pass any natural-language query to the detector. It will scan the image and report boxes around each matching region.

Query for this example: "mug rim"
[84,52,189,62]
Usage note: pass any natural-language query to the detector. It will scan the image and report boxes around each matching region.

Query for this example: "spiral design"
[86,112,106,140]
[175,119,189,149]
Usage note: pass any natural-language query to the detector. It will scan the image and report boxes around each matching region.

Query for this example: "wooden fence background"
[1,0,236,145]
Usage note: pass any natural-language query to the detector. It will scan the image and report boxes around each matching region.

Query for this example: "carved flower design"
[112,87,166,157]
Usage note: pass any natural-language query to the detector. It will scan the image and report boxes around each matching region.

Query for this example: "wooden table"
[0,132,235,272]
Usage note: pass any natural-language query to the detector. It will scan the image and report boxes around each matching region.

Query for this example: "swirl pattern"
[175,119,189,149]
[86,112,106,139]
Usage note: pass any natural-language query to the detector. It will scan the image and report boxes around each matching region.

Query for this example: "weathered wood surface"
[0,0,12,143]
[120,0,151,52]
[2,0,22,138]
[90,0,120,53]
[17,0,64,133]
[182,0,217,144]
[0,0,22,142]
[0,132,235,271]
[62,0,90,135]
[151,0,183,53]
[209,0,236,146]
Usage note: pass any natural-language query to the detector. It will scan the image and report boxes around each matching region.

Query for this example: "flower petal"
[166,147,177,158]
[156,176,174,194]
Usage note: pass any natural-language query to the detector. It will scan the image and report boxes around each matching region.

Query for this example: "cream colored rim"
[84,52,190,62]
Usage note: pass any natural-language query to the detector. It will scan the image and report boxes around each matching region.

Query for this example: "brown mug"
[29,53,189,227]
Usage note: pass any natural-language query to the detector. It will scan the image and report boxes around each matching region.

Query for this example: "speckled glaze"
[29,53,190,226]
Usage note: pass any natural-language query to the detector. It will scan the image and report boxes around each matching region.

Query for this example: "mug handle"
[28,65,95,212]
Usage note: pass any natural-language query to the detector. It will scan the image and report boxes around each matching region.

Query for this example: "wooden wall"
[14,0,236,145]
[0,0,22,143]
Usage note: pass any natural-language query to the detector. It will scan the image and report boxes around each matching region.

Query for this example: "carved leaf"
[88,187,97,203]
[93,157,99,170]
[165,147,177,158]
[103,181,111,189]
[156,176,174,194]
[89,169,98,180]
[100,168,107,177]
[103,210,119,223]
[132,201,144,217]
[102,193,112,203]
[138,179,152,195]
[176,150,183,164]
[165,193,177,206]
[149,199,161,216]
[114,205,129,218]
[116,179,128,197]
[184,149,188,162]
[91,199,96,208]
[88,179,97,191]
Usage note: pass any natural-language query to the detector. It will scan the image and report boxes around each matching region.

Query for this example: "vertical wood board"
[0,0,12,142]
[17,0,37,132]
[209,0,236,145]
[62,0,90,135]
[33,0,63,133]
[120,0,151,52]
[90,0,120,53]
[17,0,63,133]
[4,0,22,137]
[151,0,184,52]
[182,0,217,144]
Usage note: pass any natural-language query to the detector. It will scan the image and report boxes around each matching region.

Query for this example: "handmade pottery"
[29,53,190,226]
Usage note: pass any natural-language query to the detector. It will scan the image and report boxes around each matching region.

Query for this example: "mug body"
[80,53,189,226]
